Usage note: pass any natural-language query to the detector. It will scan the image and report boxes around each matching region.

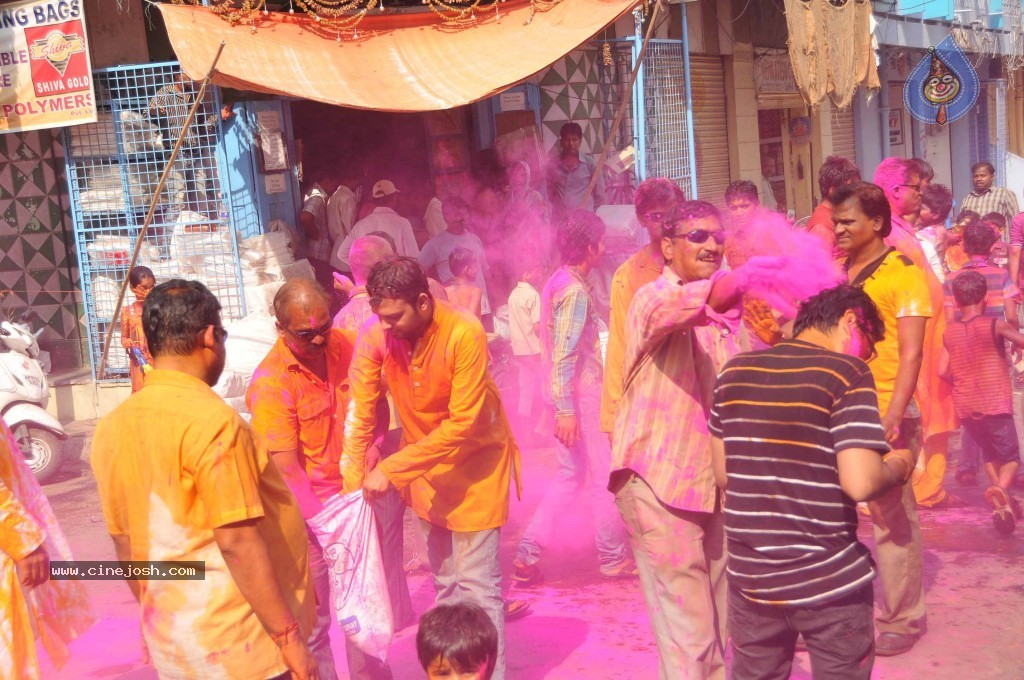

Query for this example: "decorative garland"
[169,0,570,36]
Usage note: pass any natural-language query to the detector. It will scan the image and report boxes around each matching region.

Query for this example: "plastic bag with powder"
[308,490,394,660]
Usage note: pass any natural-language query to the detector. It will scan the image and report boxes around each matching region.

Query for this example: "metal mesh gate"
[642,42,695,196]
[63,62,244,380]
[596,40,639,205]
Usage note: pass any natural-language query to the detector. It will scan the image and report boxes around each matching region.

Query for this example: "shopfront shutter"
[830,104,857,163]
[690,55,730,206]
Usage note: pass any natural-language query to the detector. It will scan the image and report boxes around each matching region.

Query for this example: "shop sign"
[499,91,526,111]
[0,0,97,134]
[754,52,800,95]
[889,109,904,146]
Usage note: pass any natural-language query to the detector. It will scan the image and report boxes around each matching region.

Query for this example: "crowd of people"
[6,125,1024,680]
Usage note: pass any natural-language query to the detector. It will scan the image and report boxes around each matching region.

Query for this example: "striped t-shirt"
[708,339,889,606]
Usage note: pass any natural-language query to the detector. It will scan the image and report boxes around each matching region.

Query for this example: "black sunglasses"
[668,229,727,245]
[288,322,332,341]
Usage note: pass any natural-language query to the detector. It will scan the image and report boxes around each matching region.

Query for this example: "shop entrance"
[290,101,437,236]
[757,107,814,220]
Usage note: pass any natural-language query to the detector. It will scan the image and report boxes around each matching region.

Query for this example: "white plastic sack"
[308,491,394,660]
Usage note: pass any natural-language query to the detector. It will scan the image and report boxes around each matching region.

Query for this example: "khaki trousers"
[869,420,926,637]
[613,472,727,680]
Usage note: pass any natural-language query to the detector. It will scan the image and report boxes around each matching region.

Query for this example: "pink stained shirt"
[611,267,744,513]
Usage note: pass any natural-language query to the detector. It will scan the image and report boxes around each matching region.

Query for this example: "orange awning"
[158,1,639,112]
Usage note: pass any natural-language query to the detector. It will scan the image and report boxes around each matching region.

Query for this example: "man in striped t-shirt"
[710,285,911,680]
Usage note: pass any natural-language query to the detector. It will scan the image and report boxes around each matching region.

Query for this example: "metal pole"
[96,42,227,380]
[581,0,663,205]
[680,1,698,199]
[633,8,647,183]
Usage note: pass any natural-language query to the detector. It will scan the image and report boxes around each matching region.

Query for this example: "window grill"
[642,42,696,198]
[63,61,244,381]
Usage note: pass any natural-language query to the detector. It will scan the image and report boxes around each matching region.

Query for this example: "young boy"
[945,209,981,273]
[982,212,1010,269]
[941,270,1024,534]
[918,183,953,279]
[417,603,498,680]
[445,246,483,318]
[507,261,544,424]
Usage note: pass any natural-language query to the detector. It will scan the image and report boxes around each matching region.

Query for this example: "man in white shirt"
[418,197,491,315]
[327,165,363,256]
[507,261,544,422]
[332,180,420,271]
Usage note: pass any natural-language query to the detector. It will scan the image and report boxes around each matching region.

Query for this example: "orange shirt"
[600,245,662,432]
[885,217,957,438]
[247,329,358,501]
[342,301,521,532]
[91,369,313,680]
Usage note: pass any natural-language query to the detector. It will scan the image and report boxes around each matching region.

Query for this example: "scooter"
[0,299,67,483]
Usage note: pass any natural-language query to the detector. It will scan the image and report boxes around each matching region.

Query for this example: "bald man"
[247,279,393,679]
[335,235,448,331]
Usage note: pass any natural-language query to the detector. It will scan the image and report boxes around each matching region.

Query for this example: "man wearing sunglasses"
[875,158,960,514]
[833,181,932,658]
[610,200,812,679]
[247,279,394,679]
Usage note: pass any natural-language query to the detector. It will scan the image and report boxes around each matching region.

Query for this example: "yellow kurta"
[0,424,92,679]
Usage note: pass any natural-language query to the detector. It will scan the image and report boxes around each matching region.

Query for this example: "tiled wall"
[0,130,84,371]
[537,49,606,156]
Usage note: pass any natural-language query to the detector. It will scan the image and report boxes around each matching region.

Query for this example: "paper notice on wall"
[265,173,287,194]
[0,0,97,134]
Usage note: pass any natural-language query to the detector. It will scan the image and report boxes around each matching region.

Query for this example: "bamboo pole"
[580,0,663,206]
[96,42,227,380]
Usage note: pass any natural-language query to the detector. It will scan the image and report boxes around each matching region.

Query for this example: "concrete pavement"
[35,425,1024,679]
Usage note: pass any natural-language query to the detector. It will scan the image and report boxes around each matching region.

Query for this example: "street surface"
[37,422,1024,679]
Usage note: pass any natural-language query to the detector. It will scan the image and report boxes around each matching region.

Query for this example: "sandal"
[984,486,1017,535]
[503,598,531,621]
[600,559,640,579]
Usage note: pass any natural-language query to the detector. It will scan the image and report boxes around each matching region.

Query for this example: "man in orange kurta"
[342,257,520,680]
[875,158,960,508]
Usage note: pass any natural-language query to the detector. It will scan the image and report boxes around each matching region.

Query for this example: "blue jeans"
[420,521,506,680]
[516,392,628,571]
[728,584,875,680]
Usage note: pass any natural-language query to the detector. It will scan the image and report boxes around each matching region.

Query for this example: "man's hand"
[220,104,234,121]
[554,415,580,448]
[881,412,901,444]
[362,466,393,500]
[280,633,319,680]
[333,271,355,295]
[734,256,843,318]
[884,449,915,484]
[15,545,49,589]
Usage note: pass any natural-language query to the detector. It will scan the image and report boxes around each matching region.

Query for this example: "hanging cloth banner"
[782,0,879,108]
[0,0,97,134]
[158,0,639,113]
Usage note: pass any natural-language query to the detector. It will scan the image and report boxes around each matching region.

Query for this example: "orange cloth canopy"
[158,0,639,112]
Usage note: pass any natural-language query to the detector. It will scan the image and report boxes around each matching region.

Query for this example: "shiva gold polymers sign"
[0,0,96,134]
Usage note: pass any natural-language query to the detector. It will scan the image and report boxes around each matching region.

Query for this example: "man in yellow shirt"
[92,280,317,680]
[342,257,520,680]
[834,182,930,658]
[600,178,684,435]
